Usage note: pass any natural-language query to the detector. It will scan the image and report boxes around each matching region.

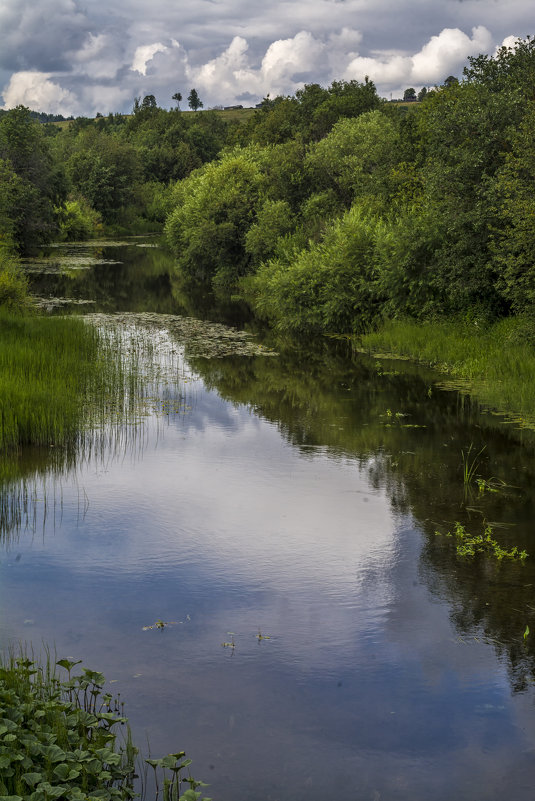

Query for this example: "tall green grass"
[0,311,140,453]
[359,316,535,426]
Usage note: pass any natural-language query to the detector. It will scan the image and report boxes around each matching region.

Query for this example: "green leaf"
[65,790,87,801]
[56,659,82,672]
[41,744,66,763]
[82,669,105,686]
[36,783,67,799]
[96,749,121,766]
[53,763,80,782]
[22,773,44,788]
[178,791,200,801]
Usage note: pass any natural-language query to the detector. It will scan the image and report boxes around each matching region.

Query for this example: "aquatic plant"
[142,619,180,631]
[0,651,136,801]
[0,650,209,801]
[461,443,486,489]
[435,521,528,561]
[0,311,143,453]
[145,754,211,801]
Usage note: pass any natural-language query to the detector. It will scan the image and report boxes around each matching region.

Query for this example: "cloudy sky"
[0,0,532,116]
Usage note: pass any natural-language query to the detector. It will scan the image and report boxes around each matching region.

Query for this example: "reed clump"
[0,310,139,453]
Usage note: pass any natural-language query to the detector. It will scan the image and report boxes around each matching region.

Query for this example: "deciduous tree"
[188,89,203,112]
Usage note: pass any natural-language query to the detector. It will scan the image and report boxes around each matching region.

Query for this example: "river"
[3,237,535,800]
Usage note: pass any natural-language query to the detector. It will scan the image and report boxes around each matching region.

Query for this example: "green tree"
[188,89,203,111]
[251,203,384,335]
[165,150,263,286]
[244,199,294,262]
[141,94,157,110]
[403,87,417,101]
[172,92,182,110]
[65,129,140,222]
[492,105,535,312]
[304,111,399,207]
[0,106,66,250]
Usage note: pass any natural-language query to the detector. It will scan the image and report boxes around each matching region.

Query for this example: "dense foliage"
[166,37,535,335]
[3,39,535,334]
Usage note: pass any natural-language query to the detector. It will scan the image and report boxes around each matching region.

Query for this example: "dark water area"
[4,239,535,800]
[24,238,253,326]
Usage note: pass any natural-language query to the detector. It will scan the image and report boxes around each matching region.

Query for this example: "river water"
[3,238,535,800]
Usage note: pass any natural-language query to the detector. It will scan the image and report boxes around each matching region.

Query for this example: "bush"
[165,151,264,285]
[250,203,384,335]
[58,196,103,241]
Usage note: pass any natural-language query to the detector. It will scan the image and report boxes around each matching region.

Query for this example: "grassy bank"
[0,651,207,801]
[358,316,535,427]
[0,311,136,453]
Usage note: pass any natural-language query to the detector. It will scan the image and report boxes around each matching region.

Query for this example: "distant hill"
[0,108,74,123]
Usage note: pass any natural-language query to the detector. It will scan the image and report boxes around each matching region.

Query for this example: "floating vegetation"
[476,477,509,495]
[142,619,181,630]
[49,240,132,248]
[379,409,426,429]
[222,633,236,648]
[31,296,96,310]
[435,521,528,561]
[85,312,278,359]
[22,255,122,274]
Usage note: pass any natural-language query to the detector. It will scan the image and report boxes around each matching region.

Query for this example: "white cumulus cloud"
[131,42,169,76]
[1,71,79,115]
[344,25,493,93]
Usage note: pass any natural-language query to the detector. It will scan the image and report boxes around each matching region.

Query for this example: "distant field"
[387,100,421,107]
[47,107,257,128]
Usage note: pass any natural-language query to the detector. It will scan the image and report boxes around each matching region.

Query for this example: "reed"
[0,311,141,453]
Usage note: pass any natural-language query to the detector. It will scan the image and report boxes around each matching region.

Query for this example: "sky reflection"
[1,347,535,801]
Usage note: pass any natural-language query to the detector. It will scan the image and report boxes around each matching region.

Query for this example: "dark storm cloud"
[0,0,533,115]
[0,0,91,72]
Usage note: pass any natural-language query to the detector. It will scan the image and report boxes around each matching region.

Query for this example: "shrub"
[250,203,384,335]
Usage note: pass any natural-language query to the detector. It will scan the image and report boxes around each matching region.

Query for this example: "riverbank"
[358,315,535,428]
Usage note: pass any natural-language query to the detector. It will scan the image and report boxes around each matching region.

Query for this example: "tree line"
[2,37,535,333]
[165,37,535,333]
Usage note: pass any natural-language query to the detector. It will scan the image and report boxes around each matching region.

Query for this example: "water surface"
[3,240,535,800]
